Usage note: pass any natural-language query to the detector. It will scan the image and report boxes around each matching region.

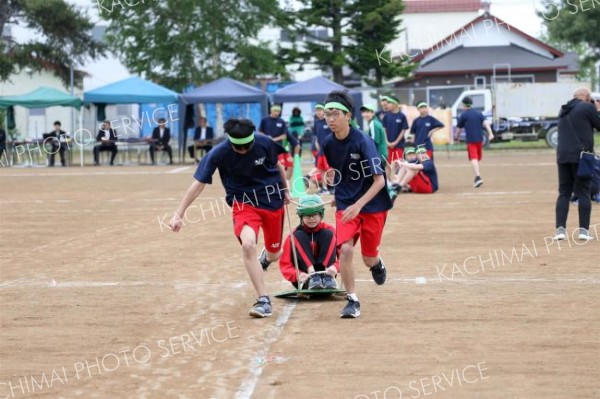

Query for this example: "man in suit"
[0,127,6,164]
[149,118,173,165]
[45,121,68,167]
[187,116,214,163]
[94,120,118,166]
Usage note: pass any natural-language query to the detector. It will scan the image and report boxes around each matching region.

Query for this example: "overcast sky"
[9,0,548,90]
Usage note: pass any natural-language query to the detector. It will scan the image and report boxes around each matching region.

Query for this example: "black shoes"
[340,297,361,318]
[258,248,271,271]
[249,296,272,318]
[370,259,387,285]
[321,274,337,289]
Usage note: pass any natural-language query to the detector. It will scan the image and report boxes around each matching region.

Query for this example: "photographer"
[554,88,600,241]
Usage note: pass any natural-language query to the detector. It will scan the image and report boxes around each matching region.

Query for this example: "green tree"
[0,0,105,87]
[232,41,290,82]
[282,0,348,84]
[347,0,413,87]
[99,0,287,91]
[539,1,599,84]
[282,0,411,86]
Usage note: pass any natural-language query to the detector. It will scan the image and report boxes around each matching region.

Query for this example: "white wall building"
[0,68,84,140]
[389,0,482,56]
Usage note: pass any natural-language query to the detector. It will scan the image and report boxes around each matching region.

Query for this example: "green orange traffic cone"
[291,153,307,198]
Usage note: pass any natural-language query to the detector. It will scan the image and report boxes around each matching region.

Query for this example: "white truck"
[450,82,592,148]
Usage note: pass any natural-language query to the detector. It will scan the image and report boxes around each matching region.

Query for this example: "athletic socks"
[347,293,359,302]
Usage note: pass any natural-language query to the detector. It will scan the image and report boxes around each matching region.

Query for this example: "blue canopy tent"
[82,76,179,166]
[0,87,82,167]
[272,76,364,126]
[84,76,179,104]
[179,77,269,162]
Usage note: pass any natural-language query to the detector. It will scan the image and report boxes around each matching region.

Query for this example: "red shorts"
[335,211,387,257]
[311,172,323,184]
[278,153,294,168]
[316,154,329,171]
[409,171,433,194]
[386,147,404,165]
[467,142,483,161]
[232,205,284,251]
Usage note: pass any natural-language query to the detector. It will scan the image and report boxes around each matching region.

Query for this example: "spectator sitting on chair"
[94,120,118,166]
[149,118,174,165]
[188,116,214,163]
[46,121,68,167]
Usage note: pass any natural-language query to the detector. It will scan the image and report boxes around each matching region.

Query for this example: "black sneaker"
[340,297,360,318]
[370,259,387,285]
[258,248,271,271]
[474,176,483,188]
[308,274,324,290]
[322,274,337,289]
[249,296,272,318]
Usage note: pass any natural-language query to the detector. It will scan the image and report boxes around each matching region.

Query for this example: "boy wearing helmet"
[170,118,290,319]
[392,144,439,194]
[279,195,339,289]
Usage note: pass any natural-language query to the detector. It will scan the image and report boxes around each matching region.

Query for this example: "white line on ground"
[440,163,555,167]
[355,278,600,284]
[1,278,599,290]
[234,303,297,399]
[0,170,181,178]
[167,166,191,174]
[460,191,543,196]
[0,280,251,289]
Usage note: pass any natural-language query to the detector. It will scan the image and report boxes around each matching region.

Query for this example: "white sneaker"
[578,228,594,241]
[554,227,566,241]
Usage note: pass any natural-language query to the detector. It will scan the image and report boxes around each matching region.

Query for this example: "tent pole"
[4,112,9,166]
[79,106,84,167]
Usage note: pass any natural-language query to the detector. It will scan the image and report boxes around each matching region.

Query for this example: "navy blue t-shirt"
[313,118,330,154]
[286,131,299,149]
[457,108,485,143]
[411,115,444,151]
[322,127,392,213]
[259,117,288,140]
[194,134,287,210]
[421,159,439,192]
[382,111,409,148]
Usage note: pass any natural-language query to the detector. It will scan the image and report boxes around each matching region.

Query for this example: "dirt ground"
[1,149,599,399]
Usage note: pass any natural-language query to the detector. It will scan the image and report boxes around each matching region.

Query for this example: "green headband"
[228,133,255,145]
[271,105,282,111]
[404,147,416,155]
[417,102,428,108]
[360,104,377,113]
[387,97,399,105]
[315,104,324,110]
[324,102,350,113]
